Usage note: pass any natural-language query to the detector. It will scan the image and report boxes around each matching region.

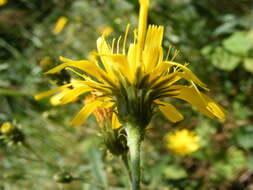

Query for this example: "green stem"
[0,88,31,96]
[125,123,143,190]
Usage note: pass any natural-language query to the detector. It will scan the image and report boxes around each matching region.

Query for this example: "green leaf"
[222,31,253,56]
[243,58,253,73]
[201,45,215,56]
[211,47,240,71]
[233,125,253,149]
[163,165,188,180]
[211,148,246,182]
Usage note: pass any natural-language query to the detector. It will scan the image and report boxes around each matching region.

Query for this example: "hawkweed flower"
[53,16,68,35]
[35,0,225,189]
[166,129,200,156]
[0,0,7,6]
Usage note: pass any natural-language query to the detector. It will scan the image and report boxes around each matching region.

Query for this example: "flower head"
[166,129,200,155]
[53,16,68,35]
[35,0,225,129]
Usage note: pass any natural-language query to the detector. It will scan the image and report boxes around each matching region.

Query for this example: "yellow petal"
[34,84,71,100]
[70,100,105,126]
[123,24,131,55]
[59,56,74,62]
[50,89,72,106]
[151,72,181,89]
[60,86,91,104]
[143,25,164,72]
[82,81,112,94]
[112,112,121,129]
[155,100,184,123]
[163,61,208,90]
[206,101,226,120]
[137,0,149,62]
[149,61,173,82]
[127,43,138,79]
[171,85,225,119]
[103,54,134,83]
[97,37,113,73]
[44,58,107,82]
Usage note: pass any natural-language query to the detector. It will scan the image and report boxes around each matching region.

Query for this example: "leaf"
[233,125,253,149]
[211,148,246,182]
[222,31,253,56]
[243,58,253,73]
[201,45,215,56]
[163,165,188,180]
[211,47,240,71]
[213,22,237,36]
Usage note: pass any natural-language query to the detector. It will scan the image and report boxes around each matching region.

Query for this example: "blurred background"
[0,0,253,189]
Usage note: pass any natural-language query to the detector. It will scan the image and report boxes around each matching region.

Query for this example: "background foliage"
[0,0,253,189]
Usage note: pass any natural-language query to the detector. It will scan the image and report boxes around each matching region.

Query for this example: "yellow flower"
[53,16,68,35]
[99,26,114,37]
[35,0,225,127]
[1,122,14,134]
[0,0,7,6]
[166,129,200,155]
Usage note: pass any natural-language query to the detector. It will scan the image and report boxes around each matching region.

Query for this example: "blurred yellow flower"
[99,26,114,37]
[35,0,225,127]
[1,122,14,134]
[166,129,200,155]
[53,16,68,35]
[0,0,7,6]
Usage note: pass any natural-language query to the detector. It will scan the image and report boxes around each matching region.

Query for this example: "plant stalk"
[125,123,143,190]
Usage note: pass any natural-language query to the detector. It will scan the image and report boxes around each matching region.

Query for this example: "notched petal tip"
[207,102,226,120]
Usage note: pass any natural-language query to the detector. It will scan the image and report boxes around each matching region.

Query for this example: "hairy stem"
[125,123,143,190]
